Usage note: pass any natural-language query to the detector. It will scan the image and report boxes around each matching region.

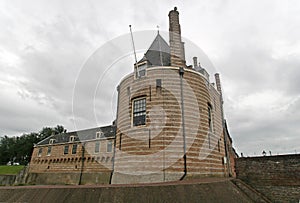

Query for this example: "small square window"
[64,145,69,155]
[49,139,55,144]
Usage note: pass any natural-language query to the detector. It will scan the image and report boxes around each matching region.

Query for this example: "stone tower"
[111,7,235,184]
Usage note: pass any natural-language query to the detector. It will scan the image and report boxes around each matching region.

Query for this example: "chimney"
[193,57,198,69]
[169,7,186,67]
[214,73,222,95]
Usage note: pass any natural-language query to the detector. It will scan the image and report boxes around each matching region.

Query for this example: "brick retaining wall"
[235,154,300,202]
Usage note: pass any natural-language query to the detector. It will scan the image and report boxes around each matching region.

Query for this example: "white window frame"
[132,97,146,127]
[106,140,113,153]
[69,136,75,142]
[38,148,43,157]
[47,146,52,156]
[135,62,147,79]
[64,145,69,155]
[72,144,77,155]
[96,131,103,139]
[49,139,55,144]
[95,141,100,153]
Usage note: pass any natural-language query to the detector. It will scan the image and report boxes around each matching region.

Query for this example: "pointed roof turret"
[137,33,170,66]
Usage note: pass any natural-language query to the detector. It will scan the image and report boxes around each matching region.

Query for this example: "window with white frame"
[64,145,69,155]
[47,146,52,156]
[107,140,113,152]
[49,139,55,144]
[72,144,77,154]
[132,98,146,126]
[38,148,43,157]
[69,136,75,142]
[96,131,103,139]
[95,142,100,153]
[136,63,146,78]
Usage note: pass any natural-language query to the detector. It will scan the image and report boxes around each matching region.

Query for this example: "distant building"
[28,7,237,185]
[28,126,115,185]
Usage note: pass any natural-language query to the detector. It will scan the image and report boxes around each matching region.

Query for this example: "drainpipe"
[215,73,231,177]
[78,142,85,185]
[179,67,187,180]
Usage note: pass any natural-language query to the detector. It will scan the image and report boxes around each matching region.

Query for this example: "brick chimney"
[169,7,186,67]
[193,57,198,69]
[214,73,222,96]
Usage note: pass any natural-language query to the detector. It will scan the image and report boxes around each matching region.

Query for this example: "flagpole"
[129,25,139,77]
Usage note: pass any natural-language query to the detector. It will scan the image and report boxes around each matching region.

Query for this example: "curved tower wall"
[112,67,227,184]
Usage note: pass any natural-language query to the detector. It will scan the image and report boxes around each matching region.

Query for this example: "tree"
[0,125,67,165]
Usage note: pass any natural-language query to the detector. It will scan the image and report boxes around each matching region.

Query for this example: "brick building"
[28,126,115,185]
[28,7,237,185]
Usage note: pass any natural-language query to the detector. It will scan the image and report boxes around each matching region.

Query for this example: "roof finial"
[156,25,160,34]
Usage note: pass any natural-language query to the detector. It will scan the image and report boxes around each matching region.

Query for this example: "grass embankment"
[0,165,25,175]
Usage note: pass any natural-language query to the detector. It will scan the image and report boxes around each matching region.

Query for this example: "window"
[107,140,113,152]
[156,79,162,88]
[38,148,43,157]
[96,131,103,139]
[208,103,213,132]
[49,139,55,144]
[47,146,52,156]
[136,63,146,78]
[69,136,75,142]
[64,145,69,155]
[95,142,100,153]
[132,98,146,126]
[72,144,77,154]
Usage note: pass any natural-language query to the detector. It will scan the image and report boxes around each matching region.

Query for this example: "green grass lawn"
[0,165,25,175]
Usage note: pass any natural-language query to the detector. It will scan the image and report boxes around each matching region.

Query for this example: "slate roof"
[37,125,116,146]
[138,33,170,66]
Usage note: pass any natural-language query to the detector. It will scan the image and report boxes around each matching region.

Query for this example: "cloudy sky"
[1,0,299,156]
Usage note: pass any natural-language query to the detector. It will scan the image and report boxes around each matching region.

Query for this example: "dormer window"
[69,136,76,142]
[49,139,55,144]
[136,63,147,78]
[96,131,103,139]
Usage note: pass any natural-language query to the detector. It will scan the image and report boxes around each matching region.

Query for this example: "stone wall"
[0,175,15,186]
[235,154,300,202]
[26,172,111,185]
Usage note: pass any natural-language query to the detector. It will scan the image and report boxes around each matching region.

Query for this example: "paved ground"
[0,178,255,203]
